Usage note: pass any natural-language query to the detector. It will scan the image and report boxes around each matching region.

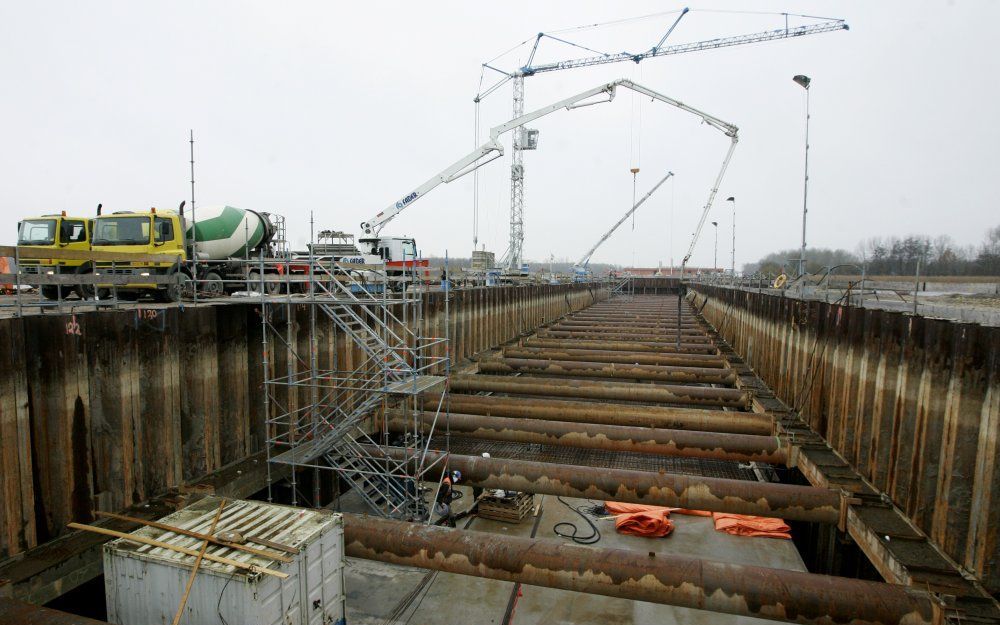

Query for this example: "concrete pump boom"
[575,170,674,272]
[360,79,738,256]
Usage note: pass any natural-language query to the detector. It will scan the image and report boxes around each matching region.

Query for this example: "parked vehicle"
[16,211,94,299]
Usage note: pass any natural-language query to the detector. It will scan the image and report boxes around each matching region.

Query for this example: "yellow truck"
[90,207,187,302]
[16,211,94,300]
[90,203,280,302]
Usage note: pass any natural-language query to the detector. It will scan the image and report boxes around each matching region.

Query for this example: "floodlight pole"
[794,75,811,278]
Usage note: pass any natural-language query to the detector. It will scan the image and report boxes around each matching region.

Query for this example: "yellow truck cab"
[91,208,187,302]
[16,212,94,300]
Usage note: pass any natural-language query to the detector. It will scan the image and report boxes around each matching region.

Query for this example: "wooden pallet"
[478,492,534,523]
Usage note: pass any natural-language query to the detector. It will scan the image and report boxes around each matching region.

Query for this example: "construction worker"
[435,470,461,527]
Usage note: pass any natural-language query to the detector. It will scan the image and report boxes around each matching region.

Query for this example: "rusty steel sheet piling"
[387,411,786,464]
[524,337,718,354]
[502,346,727,368]
[478,357,736,385]
[420,393,774,435]
[342,515,942,625]
[370,448,842,523]
[451,374,749,409]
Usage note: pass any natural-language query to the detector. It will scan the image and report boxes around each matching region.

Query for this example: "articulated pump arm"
[575,170,674,270]
[361,79,738,241]
[360,83,619,235]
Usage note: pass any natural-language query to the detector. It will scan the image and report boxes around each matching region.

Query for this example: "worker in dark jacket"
[435,471,461,527]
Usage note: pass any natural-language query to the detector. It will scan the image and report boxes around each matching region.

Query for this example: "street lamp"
[793,74,811,277]
[726,196,736,275]
[710,221,719,272]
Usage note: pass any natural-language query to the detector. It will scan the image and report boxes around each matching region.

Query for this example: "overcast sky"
[2,1,997,269]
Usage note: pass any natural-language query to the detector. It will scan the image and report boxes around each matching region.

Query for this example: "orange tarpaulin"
[604,502,674,538]
[669,508,712,517]
[712,512,791,539]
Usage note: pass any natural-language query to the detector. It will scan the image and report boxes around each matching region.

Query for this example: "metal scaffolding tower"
[261,249,450,520]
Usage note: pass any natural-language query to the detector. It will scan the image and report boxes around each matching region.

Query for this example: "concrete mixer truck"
[91,203,283,301]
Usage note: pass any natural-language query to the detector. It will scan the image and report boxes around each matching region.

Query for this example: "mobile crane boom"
[360,79,738,246]
[574,170,674,272]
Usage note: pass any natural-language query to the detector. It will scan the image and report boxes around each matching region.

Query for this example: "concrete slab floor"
[339,485,807,625]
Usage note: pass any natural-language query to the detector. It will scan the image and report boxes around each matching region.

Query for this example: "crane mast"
[574,170,674,277]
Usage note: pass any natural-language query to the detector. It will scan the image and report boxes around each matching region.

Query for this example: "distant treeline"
[746,224,1000,277]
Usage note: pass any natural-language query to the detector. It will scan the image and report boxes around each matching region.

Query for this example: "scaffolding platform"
[384,375,447,395]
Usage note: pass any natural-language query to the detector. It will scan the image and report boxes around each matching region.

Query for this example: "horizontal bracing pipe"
[478,357,736,385]
[548,324,708,336]
[557,319,704,329]
[524,337,717,354]
[342,516,941,625]
[503,346,726,368]
[386,411,786,464]
[421,393,773,435]
[451,374,749,409]
[369,448,840,523]
[553,321,706,331]
[539,329,714,343]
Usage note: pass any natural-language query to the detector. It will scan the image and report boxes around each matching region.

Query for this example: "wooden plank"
[171,500,226,625]
[94,510,292,562]
[66,522,289,579]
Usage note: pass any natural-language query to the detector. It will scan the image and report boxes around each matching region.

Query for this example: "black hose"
[552,496,601,545]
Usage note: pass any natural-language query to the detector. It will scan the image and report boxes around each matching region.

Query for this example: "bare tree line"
[746,225,1000,277]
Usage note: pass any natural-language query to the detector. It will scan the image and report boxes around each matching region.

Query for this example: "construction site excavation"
[2,4,999,625]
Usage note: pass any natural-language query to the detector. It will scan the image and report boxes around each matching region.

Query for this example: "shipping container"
[103,497,346,625]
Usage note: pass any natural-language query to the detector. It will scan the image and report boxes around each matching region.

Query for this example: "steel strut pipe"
[342,515,942,625]
[478,357,737,386]
[420,393,773,435]
[502,346,727,368]
[451,374,749,409]
[524,338,718,355]
[369,447,841,523]
[539,329,714,343]
[548,325,708,337]
[557,317,704,325]
[549,319,704,333]
[387,411,786,464]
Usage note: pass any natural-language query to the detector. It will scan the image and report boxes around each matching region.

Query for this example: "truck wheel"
[155,271,187,303]
[265,274,283,295]
[247,270,263,293]
[201,271,224,297]
[75,268,96,299]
